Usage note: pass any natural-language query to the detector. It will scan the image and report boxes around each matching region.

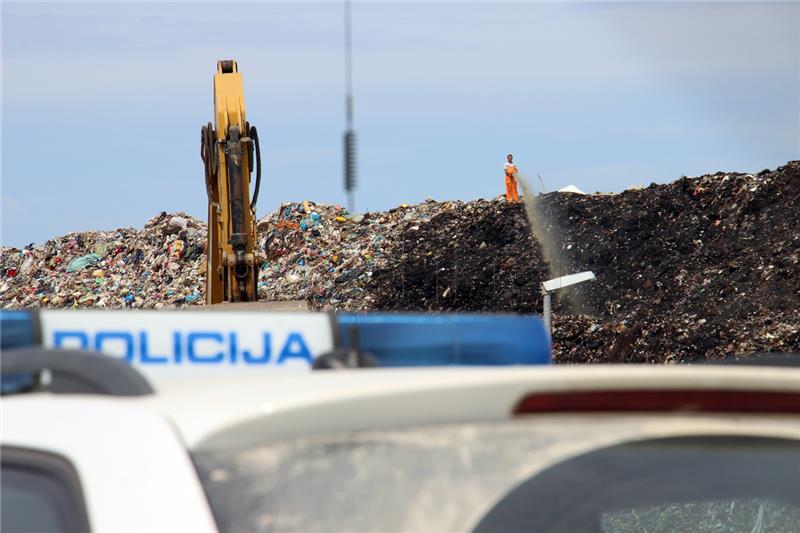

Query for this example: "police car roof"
[144,365,800,452]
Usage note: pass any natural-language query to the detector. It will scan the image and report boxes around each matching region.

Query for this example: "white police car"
[3,344,800,532]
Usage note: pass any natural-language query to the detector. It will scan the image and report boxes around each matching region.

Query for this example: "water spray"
[518,174,595,333]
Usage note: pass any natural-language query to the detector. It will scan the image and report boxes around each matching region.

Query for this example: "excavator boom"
[201,60,262,304]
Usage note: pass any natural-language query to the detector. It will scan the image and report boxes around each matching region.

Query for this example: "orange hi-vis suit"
[504,162,520,203]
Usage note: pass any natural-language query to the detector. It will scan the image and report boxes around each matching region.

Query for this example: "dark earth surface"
[368,161,800,363]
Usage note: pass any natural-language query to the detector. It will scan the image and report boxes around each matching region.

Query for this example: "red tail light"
[513,390,800,415]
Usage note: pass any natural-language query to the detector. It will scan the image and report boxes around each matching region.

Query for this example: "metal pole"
[542,290,552,335]
[345,0,353,131]
[343,0,356,213]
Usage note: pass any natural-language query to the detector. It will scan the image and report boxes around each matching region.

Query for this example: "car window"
[194,420,584,533]
[194,425,800,533]
[601,498,799,532]
[1,447,91,533]
[474,436,800,532]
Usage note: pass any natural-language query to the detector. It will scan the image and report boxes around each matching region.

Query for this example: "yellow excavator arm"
[201,60,262,304]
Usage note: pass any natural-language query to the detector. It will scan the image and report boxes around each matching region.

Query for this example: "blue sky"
[2,1,798,247]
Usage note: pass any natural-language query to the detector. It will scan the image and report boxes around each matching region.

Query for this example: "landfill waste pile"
[0,213,208,309]
[2,161,798,363]
[0,201,402,312]
[369,161,800,363]
[255,201,397,309]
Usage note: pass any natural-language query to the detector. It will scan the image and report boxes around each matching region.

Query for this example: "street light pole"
[540,271,596,336]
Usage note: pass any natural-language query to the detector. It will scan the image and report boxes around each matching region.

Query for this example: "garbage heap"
[255,201,398,309]
[0,201,410,311]
[369,161,800,363]
[2,161,798,363]
[0,212,208,308]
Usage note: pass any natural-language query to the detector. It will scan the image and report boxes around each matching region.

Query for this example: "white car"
[2,349,800,532]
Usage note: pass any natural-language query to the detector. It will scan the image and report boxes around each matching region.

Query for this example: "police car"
[2,312,800,532]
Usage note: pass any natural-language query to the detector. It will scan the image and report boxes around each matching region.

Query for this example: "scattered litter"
[66,254,102,273]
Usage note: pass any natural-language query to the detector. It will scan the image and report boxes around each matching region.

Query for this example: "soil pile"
[369,161,800,362]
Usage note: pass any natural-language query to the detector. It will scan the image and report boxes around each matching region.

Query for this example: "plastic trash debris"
[170,240,185,259]
[66,253,102,273]
[168,216,189,232]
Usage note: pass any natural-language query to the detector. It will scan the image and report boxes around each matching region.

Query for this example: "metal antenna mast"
[343,0,357,213]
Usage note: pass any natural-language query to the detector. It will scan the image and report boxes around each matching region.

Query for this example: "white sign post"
[540,271,596,334]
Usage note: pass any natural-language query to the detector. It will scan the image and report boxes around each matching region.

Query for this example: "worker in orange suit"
[504,153,520,203]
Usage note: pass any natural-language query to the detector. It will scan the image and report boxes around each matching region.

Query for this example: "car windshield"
[193,420,800,533]
[601,499,798,533]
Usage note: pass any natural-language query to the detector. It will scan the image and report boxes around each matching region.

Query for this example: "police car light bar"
[337,313,550,367]
[1,310,551,386]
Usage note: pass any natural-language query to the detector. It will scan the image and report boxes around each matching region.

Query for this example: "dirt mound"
[3,161,798,363]
[369,161,800,362]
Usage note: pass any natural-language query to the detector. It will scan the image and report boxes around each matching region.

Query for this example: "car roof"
[2,396,217,532]
[143,364,800,451]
